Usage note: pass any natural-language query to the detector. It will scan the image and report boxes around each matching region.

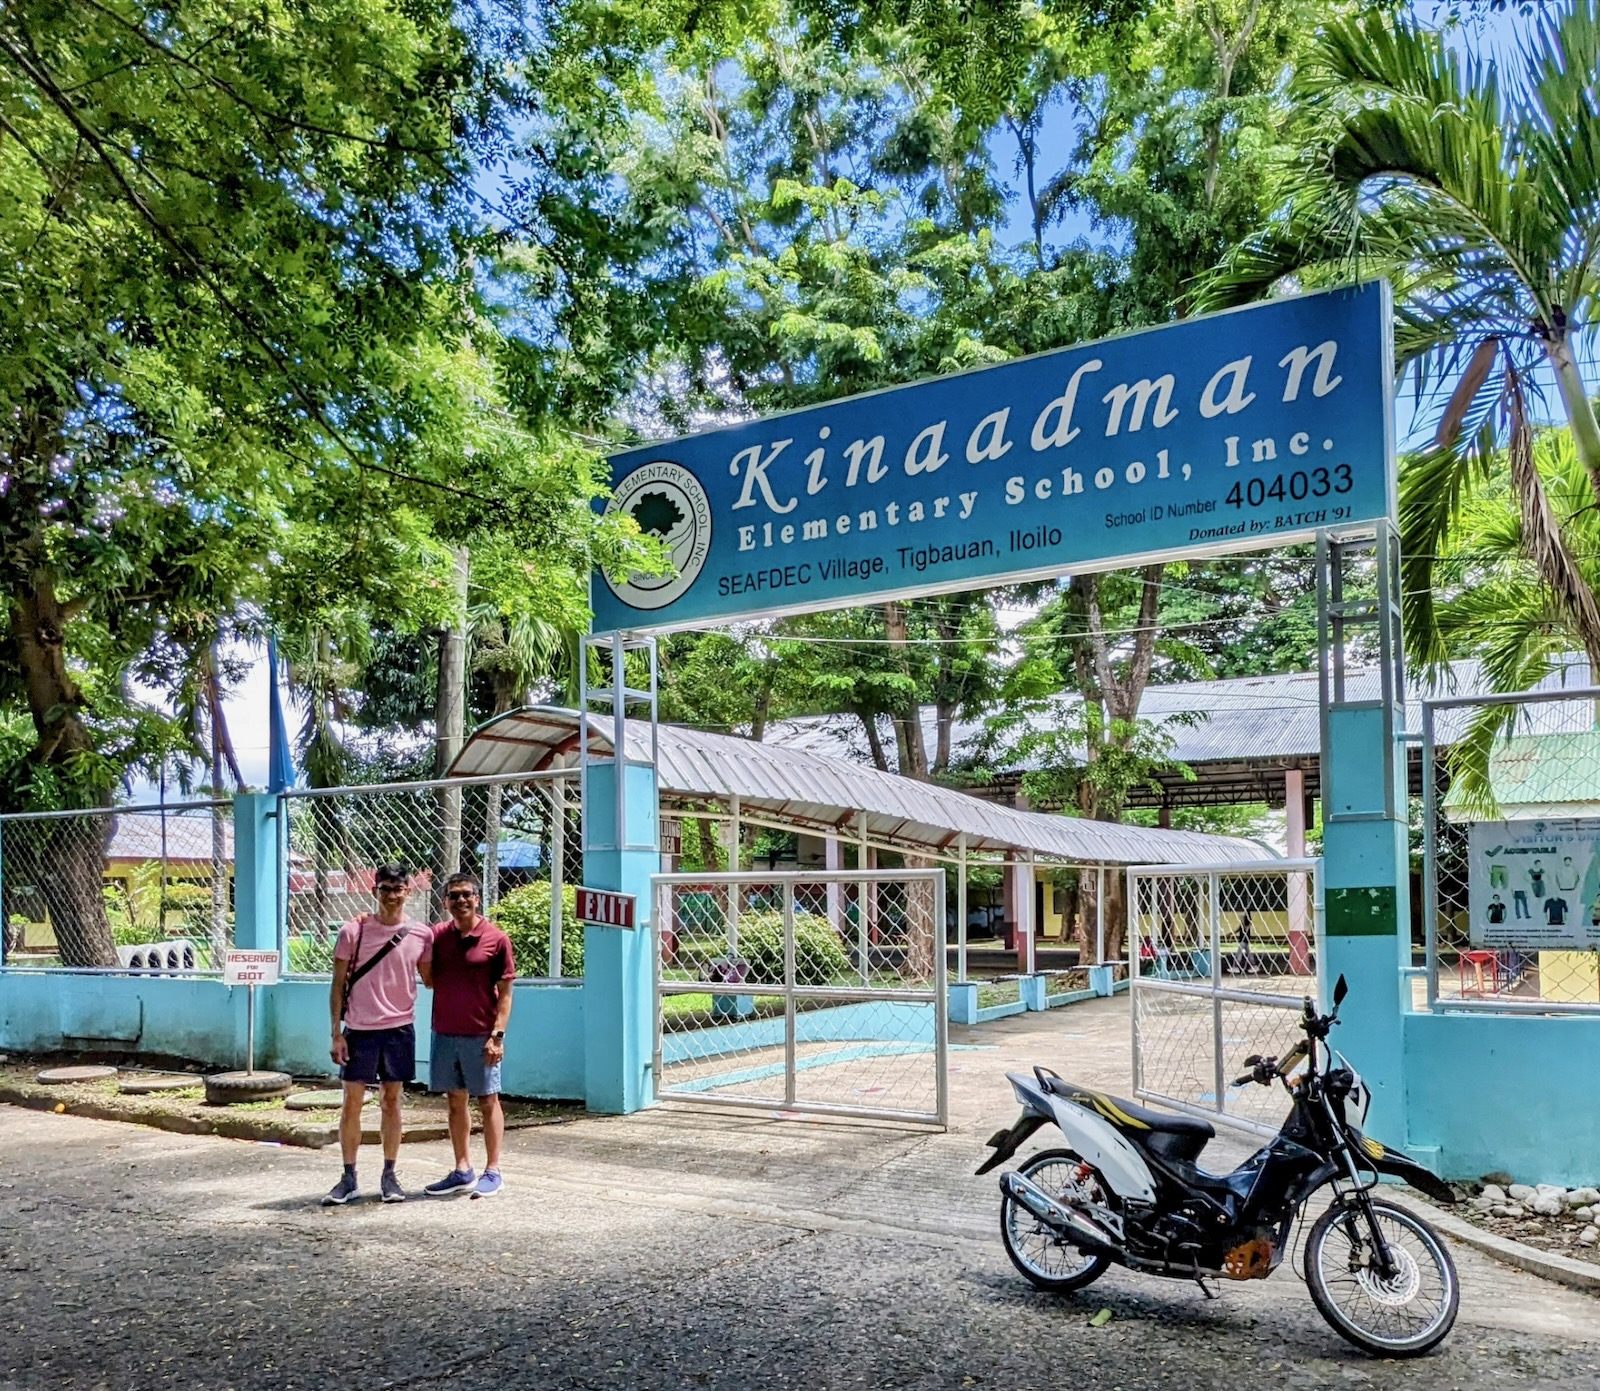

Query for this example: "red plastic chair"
[1458,949,1500,998]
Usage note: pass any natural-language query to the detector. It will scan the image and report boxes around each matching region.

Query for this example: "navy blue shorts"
[342,1024,415,1085]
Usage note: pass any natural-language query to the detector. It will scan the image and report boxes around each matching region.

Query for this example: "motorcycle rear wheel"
[1304,1196,1459,1357]
[999,1148,1113,1293]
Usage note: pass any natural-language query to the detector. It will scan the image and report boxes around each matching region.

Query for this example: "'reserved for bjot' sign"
[223,950,281,986]
[592,283,1394,632]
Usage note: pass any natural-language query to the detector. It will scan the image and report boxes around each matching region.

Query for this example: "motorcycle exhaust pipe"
[1001,1172,1116,1252]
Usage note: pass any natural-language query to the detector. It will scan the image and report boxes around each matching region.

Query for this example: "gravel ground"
[4,1104,1600,1389]
[0,1057,575,1147]
[4,999,1598,1390]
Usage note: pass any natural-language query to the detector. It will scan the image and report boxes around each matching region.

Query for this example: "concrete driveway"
[3,997,1597,1390]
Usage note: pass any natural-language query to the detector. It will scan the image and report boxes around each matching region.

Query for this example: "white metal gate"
[653,869,948,1126]
[1128,858,1321,1136]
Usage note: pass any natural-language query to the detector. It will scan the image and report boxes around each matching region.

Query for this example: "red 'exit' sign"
[575,887,637,929]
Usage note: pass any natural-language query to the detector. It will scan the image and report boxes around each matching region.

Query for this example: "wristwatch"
[490,1030,506,1042]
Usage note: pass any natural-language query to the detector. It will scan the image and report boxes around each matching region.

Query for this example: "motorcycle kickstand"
[1192,1271,1217,1301]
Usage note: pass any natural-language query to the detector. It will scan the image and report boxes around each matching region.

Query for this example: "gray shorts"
[429,1032,501,1096]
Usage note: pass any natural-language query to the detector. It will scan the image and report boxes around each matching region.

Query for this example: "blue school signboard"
[590,283,1394,633]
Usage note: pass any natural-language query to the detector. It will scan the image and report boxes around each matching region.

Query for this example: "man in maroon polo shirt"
[419,872,515,1198]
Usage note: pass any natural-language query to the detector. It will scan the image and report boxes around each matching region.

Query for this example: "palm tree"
[1404,428,1600,806]
[1205,3,1600,671]
[470,606,581,908]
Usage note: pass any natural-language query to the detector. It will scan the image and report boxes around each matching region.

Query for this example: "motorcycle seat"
[1039,1075,1216,1142]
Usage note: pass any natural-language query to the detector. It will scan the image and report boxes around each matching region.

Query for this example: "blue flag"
[266,635,295,793]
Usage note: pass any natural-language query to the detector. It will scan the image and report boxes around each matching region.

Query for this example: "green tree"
[1400,427,1600,808]
[530,0,1328,812]
[1207,4,1600,673]
[1153,552,1322,680]
[0,1,475,961]
[0,5,657,962]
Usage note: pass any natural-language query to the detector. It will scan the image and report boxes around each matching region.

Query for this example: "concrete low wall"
[0,973,247,1067]
[0,972,586,1102]
[1404,1011,1600,1187]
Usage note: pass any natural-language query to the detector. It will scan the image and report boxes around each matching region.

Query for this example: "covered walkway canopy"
[451,707,1268,868]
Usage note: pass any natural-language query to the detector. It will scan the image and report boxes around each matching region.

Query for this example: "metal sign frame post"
[1315,524,1410,1140]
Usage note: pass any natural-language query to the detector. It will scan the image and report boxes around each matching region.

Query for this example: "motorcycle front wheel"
[1304,1196,1459,1357]
[999,1148,1113,1293]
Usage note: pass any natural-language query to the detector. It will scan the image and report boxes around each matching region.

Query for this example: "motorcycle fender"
[1042,1094,1158,1203]
[975,1073,1058,1175]
[1358,1136,1458,1204]
[975,1112,1047,1175]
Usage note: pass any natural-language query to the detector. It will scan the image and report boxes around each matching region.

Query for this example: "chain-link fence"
[281,772,581,977]
[1423,689,1600,1013]
[0,801,234,971]
[654,869,947,1125]
[1129,859,1320,1134]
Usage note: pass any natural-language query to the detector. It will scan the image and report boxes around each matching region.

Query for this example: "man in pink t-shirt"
[322,863,432,1207]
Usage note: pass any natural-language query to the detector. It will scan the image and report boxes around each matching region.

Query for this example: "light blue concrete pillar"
[1088,964,1116,997]
[948,981,979,1025]
[582,760,658,1114]
[1317,530,1410,1146]
[232,793,281,952]
[1019,973,1048,1011]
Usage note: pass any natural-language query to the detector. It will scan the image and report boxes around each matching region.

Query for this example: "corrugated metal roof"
[107,812,232,864]
[1443,731,1600,821]
[768,658,1600,772]
[450,708,1268,867]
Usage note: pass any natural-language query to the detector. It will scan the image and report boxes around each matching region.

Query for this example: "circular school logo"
[603,460,713,611]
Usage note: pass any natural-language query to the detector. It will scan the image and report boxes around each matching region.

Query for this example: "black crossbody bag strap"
[340,921,411,1023]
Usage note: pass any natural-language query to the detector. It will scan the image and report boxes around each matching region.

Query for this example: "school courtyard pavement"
[3,997,1598,1391]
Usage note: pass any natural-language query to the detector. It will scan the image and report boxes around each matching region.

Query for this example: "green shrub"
[495,881,583,978]
[162,880,218,934]
[104,886,137,942]
[736,909,851,987]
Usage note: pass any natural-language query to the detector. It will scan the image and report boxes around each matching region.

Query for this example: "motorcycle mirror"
[1332,974,1349,1007]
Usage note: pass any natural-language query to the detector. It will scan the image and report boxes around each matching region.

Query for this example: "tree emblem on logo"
[602,461,713,612]
[632,490,686,541]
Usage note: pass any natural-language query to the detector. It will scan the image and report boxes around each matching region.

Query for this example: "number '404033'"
[1226,465,1352,510]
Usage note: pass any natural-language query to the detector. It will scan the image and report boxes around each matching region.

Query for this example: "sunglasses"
[445,890,478,901]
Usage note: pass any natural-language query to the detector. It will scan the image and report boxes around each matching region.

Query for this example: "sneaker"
[380,1171,407,1204]
[321,1173,359,1206]
[424,1167,476,1197]
[472,1171,503,1200]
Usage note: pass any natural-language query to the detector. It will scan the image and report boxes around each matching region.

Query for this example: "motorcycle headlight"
[1329,1054,1371,1126]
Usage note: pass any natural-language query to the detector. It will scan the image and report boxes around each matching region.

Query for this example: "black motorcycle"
[978,976,1460,1357]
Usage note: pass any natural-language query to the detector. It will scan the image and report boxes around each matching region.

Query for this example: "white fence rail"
[653,869,948,1126]
[1129,858,1321,1136]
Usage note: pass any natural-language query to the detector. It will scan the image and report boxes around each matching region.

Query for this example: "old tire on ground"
[285,1088,371,1111]
[119,1074,200,1095]
[204,1070,293,1105]
[36,1065,119,1085]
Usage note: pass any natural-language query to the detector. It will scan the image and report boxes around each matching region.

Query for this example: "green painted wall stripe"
[1324,885,1400,937]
